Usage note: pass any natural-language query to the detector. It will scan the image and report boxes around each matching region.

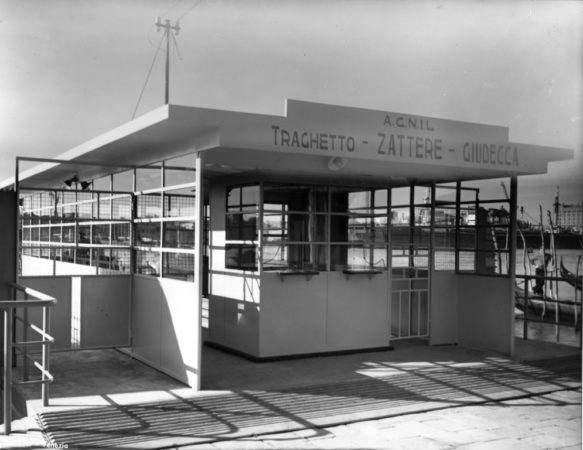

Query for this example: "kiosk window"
[262,184,327,271]
[225,185,259,270]
[330,188,388,271]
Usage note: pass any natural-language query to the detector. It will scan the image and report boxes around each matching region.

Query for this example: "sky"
[0,0,581,220]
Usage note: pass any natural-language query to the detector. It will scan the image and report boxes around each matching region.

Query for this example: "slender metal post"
[41,305,50,407]
[509,175,518,355]
[4,308,13,435]
[455,182,461,273]
[523,280,529,340]
[193,151,205,390]
[22,294,29,382]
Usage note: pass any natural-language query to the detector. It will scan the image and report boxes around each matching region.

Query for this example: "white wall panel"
[430,271,459,345]
[81,275,131,348]
[260,273,327,357]
[327,272,388,350]
[458,274,513,354]
[132,275,200,387]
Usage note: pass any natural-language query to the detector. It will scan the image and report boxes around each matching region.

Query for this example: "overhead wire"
[171,31,183,61]
[131,33,165,120]
[134,0,203,119]
[176,0,204,21]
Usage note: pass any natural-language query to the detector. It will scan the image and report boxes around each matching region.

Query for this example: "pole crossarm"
[154,17,181,104]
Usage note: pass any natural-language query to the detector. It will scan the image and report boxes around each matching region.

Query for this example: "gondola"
[515,284,580,325]
[560,258,582,291]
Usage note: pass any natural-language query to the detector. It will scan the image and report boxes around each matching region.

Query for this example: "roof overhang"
[1,99,574,190]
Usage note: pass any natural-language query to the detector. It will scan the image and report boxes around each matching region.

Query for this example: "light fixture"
[64,176,79,187]
[80,181,92,190]
[327,156,347,172]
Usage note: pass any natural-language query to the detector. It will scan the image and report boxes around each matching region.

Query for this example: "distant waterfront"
[515,248,582,348]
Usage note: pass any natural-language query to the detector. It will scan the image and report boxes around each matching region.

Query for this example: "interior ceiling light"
[327,156,347,172]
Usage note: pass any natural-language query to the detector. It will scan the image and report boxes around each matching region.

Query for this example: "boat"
[560,258,582,291]
[515,284,580,326]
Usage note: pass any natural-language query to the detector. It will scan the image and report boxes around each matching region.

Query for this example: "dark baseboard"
[204,340,394,363]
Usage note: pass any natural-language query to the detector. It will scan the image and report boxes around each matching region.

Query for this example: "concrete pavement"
[0,338,580,449]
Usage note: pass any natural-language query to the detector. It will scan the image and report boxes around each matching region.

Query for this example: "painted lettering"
[383,114,435,131]
[272,125,357,153]
[376,133,444,161]
[463,142,519,167]
[377,133,386,155]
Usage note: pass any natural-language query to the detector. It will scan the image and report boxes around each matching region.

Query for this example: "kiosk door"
[390,186,431,340]
[390,266,430,339]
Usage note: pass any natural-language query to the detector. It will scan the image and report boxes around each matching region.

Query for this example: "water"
[515,248,582,348]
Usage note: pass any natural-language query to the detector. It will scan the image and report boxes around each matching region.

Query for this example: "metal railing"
[2,282,56,435]
[516,274,582,347]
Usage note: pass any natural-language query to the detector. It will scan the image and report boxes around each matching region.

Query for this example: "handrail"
[515,273,582,347]
[2,282,56,435]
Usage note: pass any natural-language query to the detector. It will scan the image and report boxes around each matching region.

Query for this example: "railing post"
[523,278,529,341]
[3,307,13,435]
[23,293,29,382]
[41,305,50,407]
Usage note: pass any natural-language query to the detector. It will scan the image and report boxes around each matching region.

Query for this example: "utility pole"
[155,17,180,104]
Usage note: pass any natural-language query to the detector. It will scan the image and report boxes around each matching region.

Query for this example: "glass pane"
[264,184,310,212]
[62,226,75,243]
[112,195,132,220]
[108,225,129,248]
[458,251,476,271]
[330,244,387,271]
[165,153,196,169]
[227,185,259,211]
[137,194,161,218]
[163,221,194,248]
[76,248,91,266]
[226,213,257,241]
[99,195,111,219]
[165,193,195,217]
[413,186,431,205]
[164,169,195,190]
[434,250,455,271]
[92,176,111,192]
[434,206,456,225]
[225,244,257,270]
[78,225,91,243]
[163,252,194,281]
[262,243,326,271]
[136,250,160,276]
[113,170,133,192]
[92,224,110,244]
[136,167,161,191]
[458,227,477,248]
[391,187,410,206]
[135,222,161,246]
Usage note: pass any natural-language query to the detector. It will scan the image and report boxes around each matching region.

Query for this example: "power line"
[132,33,165,120]
[177,0,204,21]
[171,31,183,61]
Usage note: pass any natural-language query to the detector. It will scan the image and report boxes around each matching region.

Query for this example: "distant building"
[559,204,582,229]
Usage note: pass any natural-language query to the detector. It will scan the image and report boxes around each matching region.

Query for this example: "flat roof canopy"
[3,99,574,190]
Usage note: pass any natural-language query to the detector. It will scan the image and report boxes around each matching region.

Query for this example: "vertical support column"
[15,159,20,280]
[3,308,13,435]
[22,294,29,382]
[42,305,51,407]
[193,151,205,390]
[160,163,165,278]
[508,175,518,356]
[455,181,461,273]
